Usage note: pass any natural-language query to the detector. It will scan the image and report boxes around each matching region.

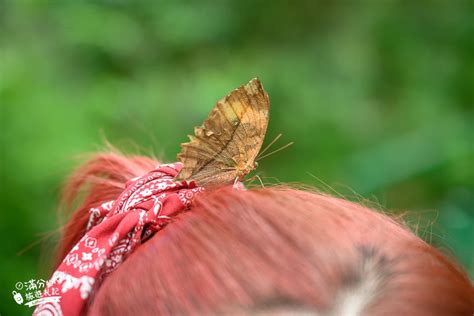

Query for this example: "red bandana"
[34,163,203,316]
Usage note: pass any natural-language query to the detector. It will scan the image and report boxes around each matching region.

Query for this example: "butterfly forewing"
[176,78,269,186]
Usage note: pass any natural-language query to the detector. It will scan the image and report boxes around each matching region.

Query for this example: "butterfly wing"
[176,78,270,186]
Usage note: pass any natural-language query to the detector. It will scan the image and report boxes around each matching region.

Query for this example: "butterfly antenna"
[256,141,294,160]
[257,133,282,159]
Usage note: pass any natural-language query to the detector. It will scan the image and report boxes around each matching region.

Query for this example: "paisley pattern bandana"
[34,163,203,316]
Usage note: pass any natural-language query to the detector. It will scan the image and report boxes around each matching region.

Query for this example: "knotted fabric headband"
[34,163,203,316]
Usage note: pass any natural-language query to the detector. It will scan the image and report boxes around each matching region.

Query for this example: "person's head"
[54,152,473,315]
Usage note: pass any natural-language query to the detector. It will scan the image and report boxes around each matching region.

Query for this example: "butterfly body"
[235,161,256,180]
[176,78,269,186]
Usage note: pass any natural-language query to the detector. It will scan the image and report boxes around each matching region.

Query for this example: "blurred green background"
[1,1,473,314]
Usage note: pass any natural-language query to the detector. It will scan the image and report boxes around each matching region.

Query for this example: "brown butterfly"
[175,78,270,186]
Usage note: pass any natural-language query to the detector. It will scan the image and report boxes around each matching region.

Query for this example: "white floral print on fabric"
[34,162,203,316]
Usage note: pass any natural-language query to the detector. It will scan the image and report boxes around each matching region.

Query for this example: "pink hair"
[55,152,473,315]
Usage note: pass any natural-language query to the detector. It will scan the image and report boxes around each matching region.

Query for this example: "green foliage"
[1,1,473,314]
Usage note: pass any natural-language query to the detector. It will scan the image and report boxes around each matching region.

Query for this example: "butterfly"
[175,78,270,186]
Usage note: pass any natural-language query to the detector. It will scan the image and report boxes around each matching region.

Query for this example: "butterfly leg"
[233,177,247,190]
[243,174,265,188]
[255,174,265,188]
